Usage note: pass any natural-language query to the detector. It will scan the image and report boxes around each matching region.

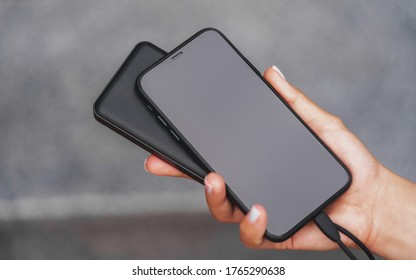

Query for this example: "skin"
[144,67,416,259]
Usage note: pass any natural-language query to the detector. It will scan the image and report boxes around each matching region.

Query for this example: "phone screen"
[138,29,350,241]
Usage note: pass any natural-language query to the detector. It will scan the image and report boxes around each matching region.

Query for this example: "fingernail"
[204,176,213,194]
[144,158,149,172]
[272,65,286,80]
[248,206,260,223]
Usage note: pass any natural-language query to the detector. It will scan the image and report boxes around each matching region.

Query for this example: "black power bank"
[93,42,207,182]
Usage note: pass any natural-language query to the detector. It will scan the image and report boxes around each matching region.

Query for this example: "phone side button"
[170,130,180,141]
[146,104,153,112]
[157,115,168,127]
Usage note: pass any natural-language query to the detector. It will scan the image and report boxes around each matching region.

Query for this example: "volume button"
[170,130,180,141]
[156,115,167,127]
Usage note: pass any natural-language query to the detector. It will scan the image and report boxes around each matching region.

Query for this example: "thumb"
[263,66,345,135]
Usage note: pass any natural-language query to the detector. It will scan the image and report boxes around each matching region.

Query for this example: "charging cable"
[314,212,375,260]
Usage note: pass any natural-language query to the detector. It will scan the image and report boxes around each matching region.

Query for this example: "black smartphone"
[137,28,352,241]
[93,42,208,181]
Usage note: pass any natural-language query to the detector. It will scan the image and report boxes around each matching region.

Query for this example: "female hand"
[145,66,416,259]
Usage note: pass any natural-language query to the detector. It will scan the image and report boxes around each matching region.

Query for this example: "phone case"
[93,42,208,182]
[136,29,351,242]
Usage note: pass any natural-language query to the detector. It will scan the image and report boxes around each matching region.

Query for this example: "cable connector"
[314,212,375,260]
[314,212,341,242]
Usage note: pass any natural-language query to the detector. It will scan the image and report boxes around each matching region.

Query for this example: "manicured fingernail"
[248,206,260,223]
[204,176,213,194]
[272,65,286,80]
[144,158,149,172]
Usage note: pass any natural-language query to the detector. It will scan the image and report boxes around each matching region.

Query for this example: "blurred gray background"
[0,0,415,259]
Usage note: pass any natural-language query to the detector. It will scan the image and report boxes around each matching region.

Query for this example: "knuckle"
[333,115,344,126]
[212,211,231,223]
[287,90,303,107]
[240,234,259,249]
[243,242,257,249]
[328,114,345,129]
[239,228,263,248]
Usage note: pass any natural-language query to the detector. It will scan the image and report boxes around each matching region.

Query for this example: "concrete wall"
[0,0,415,259]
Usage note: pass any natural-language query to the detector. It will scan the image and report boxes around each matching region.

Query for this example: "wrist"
[371,167,416,259]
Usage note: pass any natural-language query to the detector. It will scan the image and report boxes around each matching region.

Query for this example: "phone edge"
[136,28,352,242]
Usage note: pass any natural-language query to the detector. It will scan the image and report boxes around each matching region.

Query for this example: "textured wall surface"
[0,0,415,259]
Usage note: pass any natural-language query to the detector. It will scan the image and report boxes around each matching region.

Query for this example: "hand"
[145,66,416,259]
